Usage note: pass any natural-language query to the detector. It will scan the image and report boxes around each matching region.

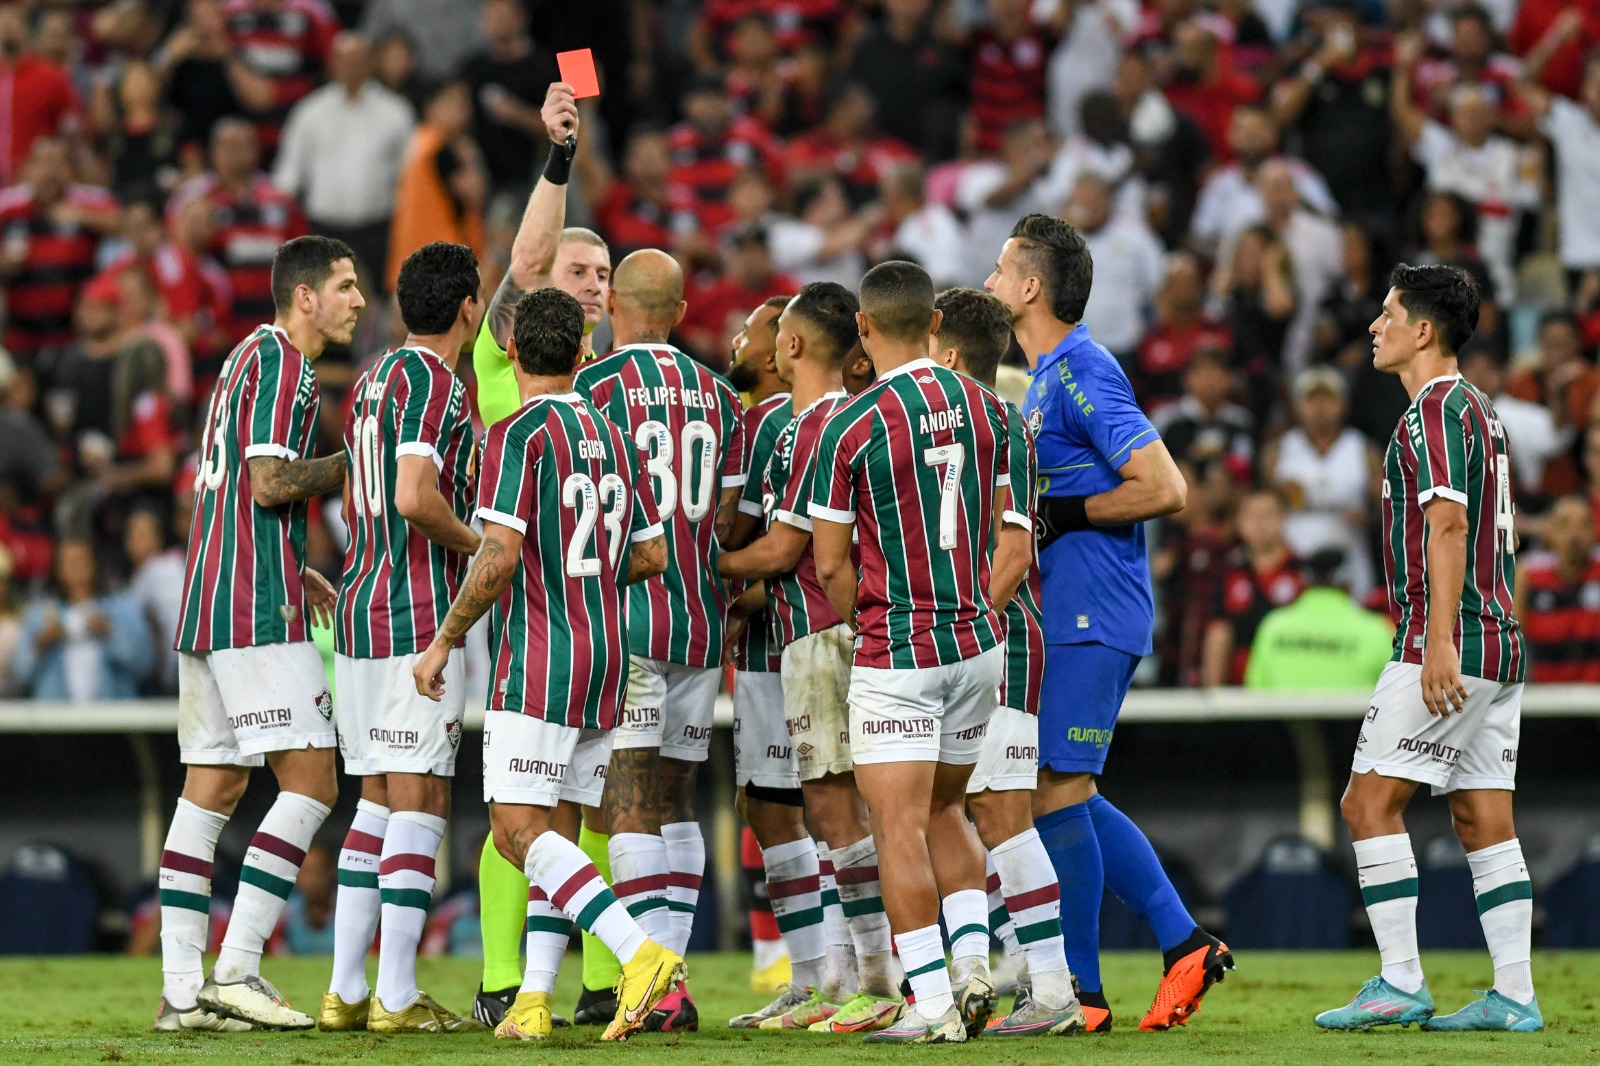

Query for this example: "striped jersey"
[811,359,1009,669]
[999,401,1045,714]
[1382,373,1524,682]
[476,393,663,728]
[575,344,746,667]
[336,347,475,659]
[177,325,320,651]
[732,391,793,671]
[763,392,851,647]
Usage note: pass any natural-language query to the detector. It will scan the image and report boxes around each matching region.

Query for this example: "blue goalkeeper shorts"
[1037,641,1140,775]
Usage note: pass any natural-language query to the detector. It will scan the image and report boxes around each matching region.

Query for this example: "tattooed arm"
[413,521,522,699]
[627,533,667,584]
[248,453,347,508]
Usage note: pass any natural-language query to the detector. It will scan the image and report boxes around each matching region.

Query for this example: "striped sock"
[1355,834,1423,994]
[375,811,444,1011]
[764,837,826,990]
[831,836,893,996]
[529,831,646,964]
[1467,839,1535,1003]
[817,843,856,999]
[661,821,704,956]
[328,799,388,1002]
[991,829,1071,1009]
[942,889,990,978]
[214,792,330,983]
[159,798,228,1008]
[985,854,1024,980]
[609,832,672,943]
[578,824,621,992]
[521,886,573,995]
[897,923,953,1022]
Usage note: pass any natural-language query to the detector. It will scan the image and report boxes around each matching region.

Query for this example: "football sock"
[1087,794,1195,953]
[764,836,827,991]
[1354,833,1423,994]
[992,828,1073,1009]
[744,828,786,974]
[817,843,857,999]
[214,791,330,983]
[521,885,572,996]
[830,835,894,996]
[479,832,529,992]
[527,831,645,964]
[984,853,1024,979]
[609,832,672,943]
[942,888,990,982]
[661,820,705,956]
[897,923,953,1022]
[1035,801,1103,994]
[375,811,444,1011]
[578,824,621,992]
[159,798,228,1008]
[329,799,388,1003]
[1467,839,1535,1003]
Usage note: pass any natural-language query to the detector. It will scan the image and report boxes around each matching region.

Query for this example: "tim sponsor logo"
[509,757,568,777]
[619,705,661,728]
[1005,745,1038,761]
[1397,737,1461,763]
[860,718,934,739]
[230,707,292,730]
[369,728,418,746]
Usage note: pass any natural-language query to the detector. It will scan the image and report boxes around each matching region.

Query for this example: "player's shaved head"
[859,260,936,344]
[609,248,685,333]
[784,282,859,367]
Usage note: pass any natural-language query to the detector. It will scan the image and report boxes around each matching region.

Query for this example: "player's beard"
[726,359,760,393]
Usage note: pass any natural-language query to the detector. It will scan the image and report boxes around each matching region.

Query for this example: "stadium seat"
[1220,836,1355,949]
[0,843,101,955]
[1416,834,1482,949]
[1545,833,1600,948]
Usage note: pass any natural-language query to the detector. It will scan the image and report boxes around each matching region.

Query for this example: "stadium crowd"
[1,0,1600,702]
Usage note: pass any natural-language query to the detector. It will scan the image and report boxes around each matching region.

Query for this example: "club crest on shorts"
[280,605,299,623]
[444,719,463,749]
[315,689,333,721]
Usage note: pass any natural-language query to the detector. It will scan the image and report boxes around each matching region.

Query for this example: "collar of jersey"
[402,343,443,366]
[610,342,684,355]
[258,323,291,343]
[796,389,847,416]
[1031,324,1091,377]
[876,357,940,382]
[1418,372,1462,394]
[523,391,583,406]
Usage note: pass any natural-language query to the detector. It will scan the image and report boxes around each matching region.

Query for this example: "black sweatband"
[1036,495,1092,551]
[744,783,805,808]
[543,139,574,185]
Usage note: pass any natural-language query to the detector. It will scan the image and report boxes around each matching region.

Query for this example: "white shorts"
[482,711,613,808]
[1353,660,1522,795]
[335,652,466,777]
[965,705,1039,794]
[612,657,721,763]
[178,643,335,766]
[734,670,798,790]
[849,645,1003,766]
[781,625,855,782]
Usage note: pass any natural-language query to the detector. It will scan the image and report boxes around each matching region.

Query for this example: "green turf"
[0,952,1594,1064]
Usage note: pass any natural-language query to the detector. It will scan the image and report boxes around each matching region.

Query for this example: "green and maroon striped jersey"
[575,344,745,668]
[1000,401,1045,714]
[176,325,320,652]
[762,391,851,647]
[336,346,475,659]
[732,391,792,672]
[810,359,1009,670]
[476,393,664,728]
[1382,373,1524,682]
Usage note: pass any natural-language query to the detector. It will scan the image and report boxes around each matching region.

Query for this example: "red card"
[557,49,601,98]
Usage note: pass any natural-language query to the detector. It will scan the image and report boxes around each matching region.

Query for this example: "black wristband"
[1036,495,1091,551]
[543,139,574,185]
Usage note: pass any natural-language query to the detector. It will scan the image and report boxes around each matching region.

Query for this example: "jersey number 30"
[637,419,717,522]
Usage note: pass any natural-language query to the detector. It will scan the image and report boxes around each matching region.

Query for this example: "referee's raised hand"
[543,82,579,146]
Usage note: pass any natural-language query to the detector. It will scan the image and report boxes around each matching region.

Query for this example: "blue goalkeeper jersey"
[1021,324,1157,657]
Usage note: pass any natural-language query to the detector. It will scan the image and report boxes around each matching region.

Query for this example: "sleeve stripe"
[476,507,527,534]
[631,521,665,544]
[243,443,298,461]
[395,441,444,471]
[1002,509,1032,530]
[772,508,813,532]
[1106,426,1158,465]
[737,499,765,517]
[810,504,855,524]
[1417,485,1469,507]
[721,473,748,488]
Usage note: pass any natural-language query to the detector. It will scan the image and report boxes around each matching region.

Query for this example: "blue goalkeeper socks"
[1034,801,1102,994]
[1088,794,1195,953]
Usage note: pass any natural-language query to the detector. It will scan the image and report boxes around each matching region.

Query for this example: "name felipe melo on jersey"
[625,385,719,410]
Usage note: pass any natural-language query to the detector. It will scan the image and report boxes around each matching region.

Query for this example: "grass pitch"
[0,951,1594,1065]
